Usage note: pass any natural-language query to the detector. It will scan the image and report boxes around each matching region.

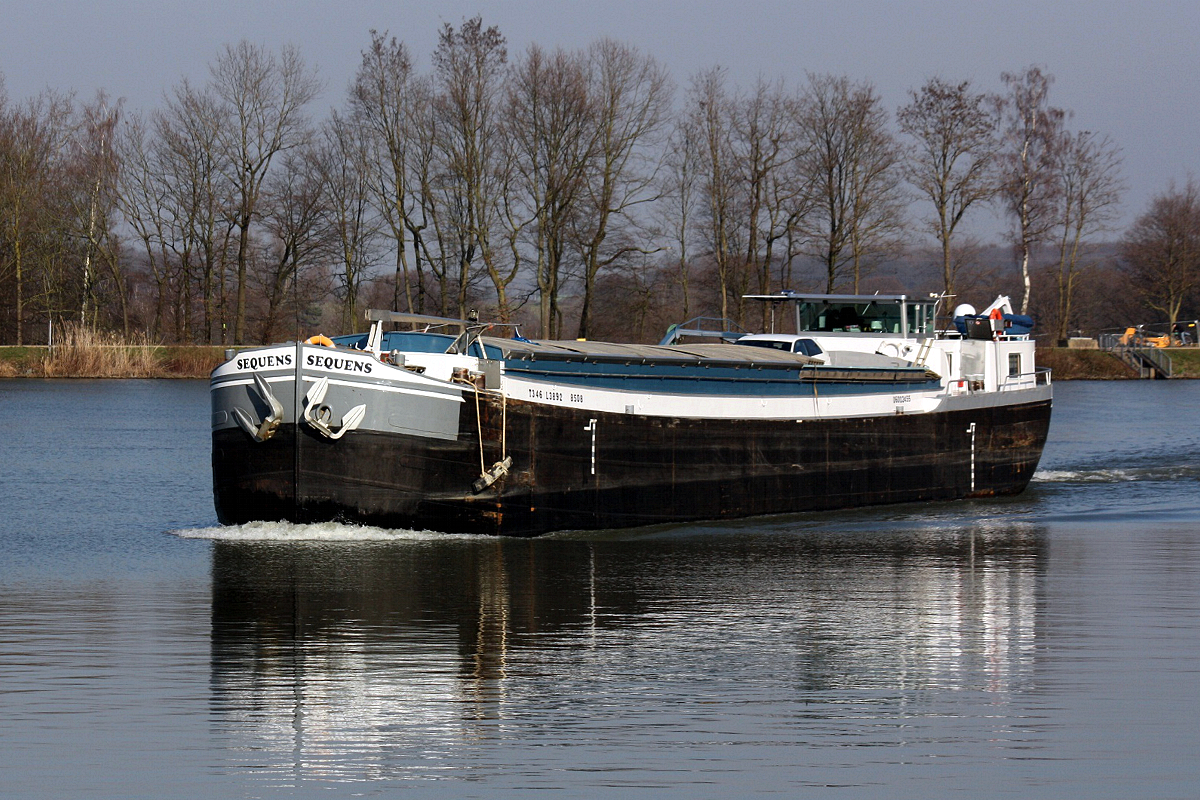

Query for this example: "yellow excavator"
[1120,326,1171,348]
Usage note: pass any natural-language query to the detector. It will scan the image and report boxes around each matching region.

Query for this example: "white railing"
[999,368,1051,391]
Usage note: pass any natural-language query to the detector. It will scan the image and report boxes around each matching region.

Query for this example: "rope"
[473,382,486,475]
[467,371,508,479]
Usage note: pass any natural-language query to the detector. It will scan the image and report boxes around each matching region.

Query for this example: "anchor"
[232,372,284,442]
[302,375,367,440]
[472,456,513,493]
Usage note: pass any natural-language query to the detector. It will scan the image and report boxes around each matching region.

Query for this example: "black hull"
[213,395,1052,537]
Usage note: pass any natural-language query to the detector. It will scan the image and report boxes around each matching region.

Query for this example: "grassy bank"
[1036,347,1138,380]
[1162,348,1200,378]
[1036,345,1200,381]
[0,326,227,378]
[1038,346,1200,379]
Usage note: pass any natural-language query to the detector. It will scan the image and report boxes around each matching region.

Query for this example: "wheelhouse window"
[793,298,935,336]
[1008,353,1021,377]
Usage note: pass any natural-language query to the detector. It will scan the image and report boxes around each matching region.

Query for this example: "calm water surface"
[1,379,1199,798]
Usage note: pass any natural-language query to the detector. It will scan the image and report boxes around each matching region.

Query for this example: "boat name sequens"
[210,292,1052,536]
[234,353,293,371]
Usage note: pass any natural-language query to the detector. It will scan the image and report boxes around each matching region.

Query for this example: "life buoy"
[989,308,1003,321]
[305,334,335,347]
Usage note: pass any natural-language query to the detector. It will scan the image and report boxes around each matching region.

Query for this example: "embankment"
[1038,346,1200,379]
[1036,348,1138,379]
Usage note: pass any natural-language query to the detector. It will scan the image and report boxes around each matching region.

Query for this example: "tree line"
[1,19,1193,348]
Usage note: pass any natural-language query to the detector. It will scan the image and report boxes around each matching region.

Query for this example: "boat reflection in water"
[208,522,1046,783]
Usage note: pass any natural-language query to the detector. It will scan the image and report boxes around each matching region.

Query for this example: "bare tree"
[1123,180,1200,334]
[999,66,1065,315]
[844,89,906,293]
[257,142,336,342]
[689,66,740,323]
[210,41,321,344]
[686,69,811,327]
[504,44,594,336]
[1049,130,1123,343]
[734,77,810,327]
[67,92,124,331]
[0,89,73,344]
[402,95,458,317]
[797,75,898,294]
[117,112,173,338]
[350,31,428,314]
[314,112,382,334]
[153,80,236,343]
[897,77,1000,299]
[659,117,701,319]
[572,39,671,340]
[431,16,507,319]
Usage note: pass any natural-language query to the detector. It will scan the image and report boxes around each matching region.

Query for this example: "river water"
[1,379,1198,798]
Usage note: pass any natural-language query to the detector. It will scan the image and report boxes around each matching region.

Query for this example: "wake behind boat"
[210,292,1052,536]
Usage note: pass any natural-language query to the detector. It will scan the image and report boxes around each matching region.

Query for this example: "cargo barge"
[210,293,1052,536]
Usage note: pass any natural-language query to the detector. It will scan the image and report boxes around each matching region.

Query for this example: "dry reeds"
[40,323,160,378]
[161,347,226,376]
[0,328,229,378]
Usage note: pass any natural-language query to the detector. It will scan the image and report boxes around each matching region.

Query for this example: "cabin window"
[1008,353,1021,377]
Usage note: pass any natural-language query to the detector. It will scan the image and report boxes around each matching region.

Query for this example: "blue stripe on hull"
[505,365,939,396]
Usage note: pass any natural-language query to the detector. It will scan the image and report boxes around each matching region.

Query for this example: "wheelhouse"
[744,292,940,338]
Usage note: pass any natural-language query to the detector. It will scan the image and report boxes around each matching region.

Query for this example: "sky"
[2,0,1196,236]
